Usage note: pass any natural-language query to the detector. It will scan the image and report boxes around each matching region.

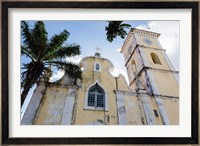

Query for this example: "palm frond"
[31,21,48,60]
[21,46,35,61]
[21,21,34,50]
[43,44,81,61]
[105,21,131,42]
[41,30,70,60]
[20,21,82,106]
[49,30,69,49]
[21,21,49,61]
[44,61,82,80]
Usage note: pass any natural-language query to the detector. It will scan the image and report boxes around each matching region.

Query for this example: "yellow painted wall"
[124,95,146,125]
[160,97,179,124]
[122,29,179,125]
[74,57,119,125]
[141,47,171,70]
[117,75,132,92]
[151,70,179,97]
[148,96,163,125]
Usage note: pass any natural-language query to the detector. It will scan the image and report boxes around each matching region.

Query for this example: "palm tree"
[105,21,131,42]
[21,21,82,107]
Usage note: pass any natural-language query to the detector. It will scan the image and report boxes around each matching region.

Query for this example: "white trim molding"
[116,92,127,125]
[61,88,77,125]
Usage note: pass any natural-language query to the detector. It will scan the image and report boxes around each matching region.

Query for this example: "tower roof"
[120,28,161,53]
[131,28,160,37]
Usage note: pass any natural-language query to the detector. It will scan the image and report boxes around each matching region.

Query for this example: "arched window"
[96,64,99,70]
[151,53,161,65]
[94,62,101,71]
[88,83,105,108]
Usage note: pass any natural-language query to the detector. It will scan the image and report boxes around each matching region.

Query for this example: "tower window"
[151,53,161,65]
[87,83,105,108]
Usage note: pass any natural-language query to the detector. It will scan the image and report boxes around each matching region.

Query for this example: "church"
[22,28,179,125]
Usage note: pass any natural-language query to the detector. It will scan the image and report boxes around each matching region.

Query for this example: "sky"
[21,20,180,118]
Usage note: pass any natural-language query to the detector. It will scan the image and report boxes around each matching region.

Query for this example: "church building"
[22,28,179,125]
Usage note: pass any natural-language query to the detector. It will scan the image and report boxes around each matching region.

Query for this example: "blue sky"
[21,20,149,66]
[21,20,179,117]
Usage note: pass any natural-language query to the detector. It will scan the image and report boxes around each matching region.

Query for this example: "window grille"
[88,83,105,108]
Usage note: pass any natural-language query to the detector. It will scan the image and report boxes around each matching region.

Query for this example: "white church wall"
[116,92,127,125]
[61,87,77,125]
[21,82,46,125]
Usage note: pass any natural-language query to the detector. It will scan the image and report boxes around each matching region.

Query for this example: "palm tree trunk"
[21,62,44,107]
[21,87,30,106]
[21,77,35,107]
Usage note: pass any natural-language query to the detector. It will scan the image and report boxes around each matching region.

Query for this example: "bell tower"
[120,28,179,125]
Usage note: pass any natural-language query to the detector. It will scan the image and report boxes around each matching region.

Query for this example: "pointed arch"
[84,80,108,111]
[151,53,161,65]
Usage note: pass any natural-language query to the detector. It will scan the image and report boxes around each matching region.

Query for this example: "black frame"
[1,1,199,144]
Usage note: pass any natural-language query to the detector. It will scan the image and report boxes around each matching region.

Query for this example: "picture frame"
[1,1,199,144]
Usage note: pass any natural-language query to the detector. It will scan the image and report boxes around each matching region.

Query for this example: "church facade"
[22,28,179,125]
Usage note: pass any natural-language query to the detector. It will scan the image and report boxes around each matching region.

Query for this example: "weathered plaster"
[146,70,160,95]
[139,47,150,67]
[146,70,170,125]
[61,88,77,125]
[21,82,46,125]
[116,92,127,125]
[154,96,170,125]
[139,93,155,125]
[33,87,68,125]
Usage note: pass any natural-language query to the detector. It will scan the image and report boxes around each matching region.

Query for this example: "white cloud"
[50,55,82,82]
[50,69,65,82]
[65,55,82,64]
[136,24,149,30]
[136,21,180,71]
[110,67,129,84]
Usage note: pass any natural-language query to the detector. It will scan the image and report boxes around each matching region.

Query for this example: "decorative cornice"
[131,28,160,38]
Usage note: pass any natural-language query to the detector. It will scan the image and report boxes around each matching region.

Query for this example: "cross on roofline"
[95,46,101,53]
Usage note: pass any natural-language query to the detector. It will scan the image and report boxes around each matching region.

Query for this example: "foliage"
[21,21,82,106]
[105,21,131,42]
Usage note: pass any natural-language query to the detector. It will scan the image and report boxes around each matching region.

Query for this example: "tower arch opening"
[151,53,161,65]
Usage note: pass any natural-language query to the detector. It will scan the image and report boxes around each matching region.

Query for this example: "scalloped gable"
[116,74,135,93]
